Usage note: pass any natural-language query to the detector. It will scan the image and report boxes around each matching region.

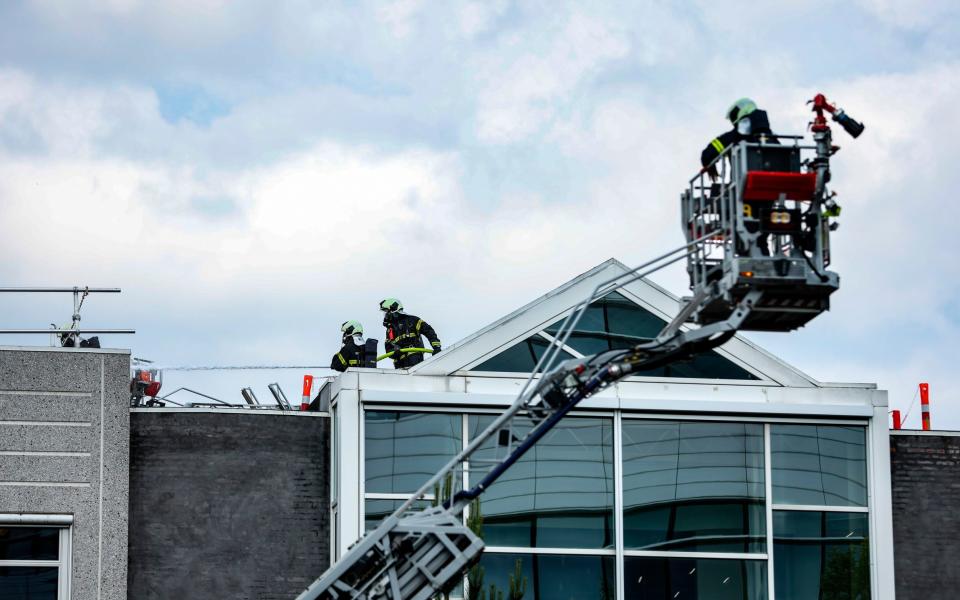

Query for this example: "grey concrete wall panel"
[1,454,91,482]
[0,422,92,452]
[0,392,95,421]
[128,411,330,600]
[890,433,960,599]
[0,346,131,600]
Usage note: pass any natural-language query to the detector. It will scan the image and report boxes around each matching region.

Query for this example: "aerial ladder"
[296,94,864,600]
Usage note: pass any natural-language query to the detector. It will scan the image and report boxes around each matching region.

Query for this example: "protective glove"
[823,198,842,218]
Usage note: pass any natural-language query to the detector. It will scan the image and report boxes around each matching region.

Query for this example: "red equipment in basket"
[809,93,865,138]
[742,171,817,202]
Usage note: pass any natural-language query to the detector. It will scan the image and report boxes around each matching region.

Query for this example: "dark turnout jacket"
[700,110,777,169]
[383,313,441,369]
[331,337,366,372]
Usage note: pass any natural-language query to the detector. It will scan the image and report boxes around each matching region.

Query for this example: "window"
[472,292,758,379]
[478,552,615,600]
[0,524,70,600]
[468,416,614,549]
[770,425,870,598]
[364,499,433,532]
[624,556,767,600]
[773,511,870,599]
[354,409,876,600]
[365,411,462,494]
[771,425,867,507]
[472,337,574,373]
[622,421,766,552]
[363,411,462,538]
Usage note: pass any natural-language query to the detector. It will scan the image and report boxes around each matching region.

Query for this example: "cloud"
[1,3,959,423]
[473,11,630,143]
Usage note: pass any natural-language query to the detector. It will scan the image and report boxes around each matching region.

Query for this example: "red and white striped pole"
[891,410,902,430]
[919,382,931,430]
[301,374,314,411]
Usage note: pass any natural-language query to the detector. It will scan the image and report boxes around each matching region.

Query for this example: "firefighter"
[701,98,779,256]
[379,298,441,369]
[331,320,368,373]
[700,98,778,178]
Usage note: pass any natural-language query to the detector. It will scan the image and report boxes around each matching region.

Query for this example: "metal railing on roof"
[0,286,135,337]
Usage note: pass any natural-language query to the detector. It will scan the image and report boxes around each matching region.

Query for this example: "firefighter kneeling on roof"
[379,297,441,369]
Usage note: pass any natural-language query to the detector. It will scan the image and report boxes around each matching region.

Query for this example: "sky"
[1,0,958,428]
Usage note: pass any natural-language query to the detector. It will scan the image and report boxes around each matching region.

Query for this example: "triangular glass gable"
[472,335,575,373]
[471,292,758,380]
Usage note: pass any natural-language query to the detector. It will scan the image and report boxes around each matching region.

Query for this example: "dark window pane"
[472,337,574,373]
[364,499,432,532]
[0,527,59,561]
[545,292,758,380]
[622,421,766,552]
[468,416,614,549]
[0,566,58,600]
[774,511,870,599]
[364,411,461,494]
[479,553,615,600]
[624,557,767,600]
[771,425,867,506]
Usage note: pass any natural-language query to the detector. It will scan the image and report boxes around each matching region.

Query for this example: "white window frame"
[340,393,886,600]
[0,515,72,600]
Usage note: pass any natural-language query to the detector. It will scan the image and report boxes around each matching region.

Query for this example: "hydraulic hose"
[376,347,434,361]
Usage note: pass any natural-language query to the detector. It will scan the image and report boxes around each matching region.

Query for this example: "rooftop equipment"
[268,383,293,410]
[241,387,260,406]
[130,368,164,407]
[0,286,134,346]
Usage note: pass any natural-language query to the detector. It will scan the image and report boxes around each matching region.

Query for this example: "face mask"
[352,334,365,345]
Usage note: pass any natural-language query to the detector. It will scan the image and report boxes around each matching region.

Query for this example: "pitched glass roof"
[471,292,758,380]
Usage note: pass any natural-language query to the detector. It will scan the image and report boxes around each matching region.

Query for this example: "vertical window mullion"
[60,526,71,600]
[765,423,775,600]
[614,410,625,600]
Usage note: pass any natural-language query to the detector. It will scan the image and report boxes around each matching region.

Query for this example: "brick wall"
[890,432,960,600]
[128,410,330,600]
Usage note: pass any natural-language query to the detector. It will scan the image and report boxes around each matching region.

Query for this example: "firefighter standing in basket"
[379,298,441,369]
[700,97,778,177]
[701,98,780,255]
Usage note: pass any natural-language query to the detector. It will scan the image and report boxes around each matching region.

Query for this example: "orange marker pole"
[301,375,314,411]
[919,382,931,430]
[891,410,902,430]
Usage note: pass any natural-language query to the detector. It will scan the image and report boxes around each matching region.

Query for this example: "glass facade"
[478,553,615,600]
[774,511,870,599]
[364,499,433,532]
[364,411,462,494]
[469,416,614,549]
[472,337,574,373]
[771,425,868,507]
[622,421,766,553]
[472,292,758,379]
[624,557,767,600]
[361,412,874,600]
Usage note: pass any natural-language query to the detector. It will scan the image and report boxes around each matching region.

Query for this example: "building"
[0,346,129,600]
[327,259,895,599]
[4,257,940,599]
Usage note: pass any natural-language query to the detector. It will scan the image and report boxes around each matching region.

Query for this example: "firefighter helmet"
[726,98,757,125]
[379,298,403,313]
[341,320,363,337]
